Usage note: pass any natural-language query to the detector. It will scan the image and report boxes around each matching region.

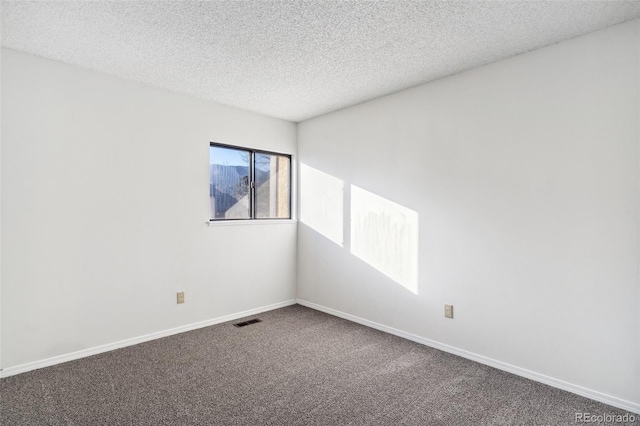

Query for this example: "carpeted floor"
[1,304,637,425]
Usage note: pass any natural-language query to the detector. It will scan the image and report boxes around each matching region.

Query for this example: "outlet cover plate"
[444,304,453,319]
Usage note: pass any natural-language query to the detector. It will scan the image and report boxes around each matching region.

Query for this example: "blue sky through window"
[210,145,248,167]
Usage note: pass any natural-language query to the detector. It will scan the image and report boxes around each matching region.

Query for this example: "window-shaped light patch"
[350,185,419,294]
[300,164,344,246]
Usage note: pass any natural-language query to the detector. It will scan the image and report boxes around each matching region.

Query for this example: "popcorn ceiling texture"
[2,1,639,122]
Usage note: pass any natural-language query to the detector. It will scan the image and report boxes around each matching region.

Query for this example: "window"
[209,143,291,220]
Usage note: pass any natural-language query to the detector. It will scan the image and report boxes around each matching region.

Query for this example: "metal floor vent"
[233,318,262,328]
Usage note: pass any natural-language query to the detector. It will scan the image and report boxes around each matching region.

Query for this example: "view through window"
[209,143,291,220]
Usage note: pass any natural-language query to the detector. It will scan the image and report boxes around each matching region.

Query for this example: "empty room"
[1,1,639,425]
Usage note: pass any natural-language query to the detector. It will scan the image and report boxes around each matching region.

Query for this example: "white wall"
[1,48,297,369]
[297,20,640,408]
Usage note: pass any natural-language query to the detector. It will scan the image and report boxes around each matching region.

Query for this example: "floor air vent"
[233,318,262,328]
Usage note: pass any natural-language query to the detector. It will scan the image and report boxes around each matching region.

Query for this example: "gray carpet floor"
[1,304,637,425]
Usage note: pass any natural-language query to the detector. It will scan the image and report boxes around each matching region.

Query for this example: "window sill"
[207,219,298,227]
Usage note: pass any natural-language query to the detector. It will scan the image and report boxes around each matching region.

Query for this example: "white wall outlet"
[444,304,453,319]
[177,292,185,304]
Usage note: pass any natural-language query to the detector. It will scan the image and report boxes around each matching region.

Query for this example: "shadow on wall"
[300,163,419,295]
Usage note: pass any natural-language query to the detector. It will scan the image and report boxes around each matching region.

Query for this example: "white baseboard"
[296,298,640,415]
[0,299,296,379]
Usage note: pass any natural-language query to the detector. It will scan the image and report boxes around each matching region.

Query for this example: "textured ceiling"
[2,1,640,122]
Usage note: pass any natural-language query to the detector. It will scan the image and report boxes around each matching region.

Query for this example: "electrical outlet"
[177,292,185,304]
[444,304,453,319]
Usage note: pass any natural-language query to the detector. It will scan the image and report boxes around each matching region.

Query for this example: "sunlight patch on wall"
[300,164,344,246]
[350,185,419,294]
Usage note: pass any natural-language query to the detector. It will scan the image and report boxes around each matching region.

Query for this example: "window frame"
[209,142,292,222]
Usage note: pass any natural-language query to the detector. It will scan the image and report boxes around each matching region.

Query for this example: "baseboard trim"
[296,298,640,415]
[0,299,297,379]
